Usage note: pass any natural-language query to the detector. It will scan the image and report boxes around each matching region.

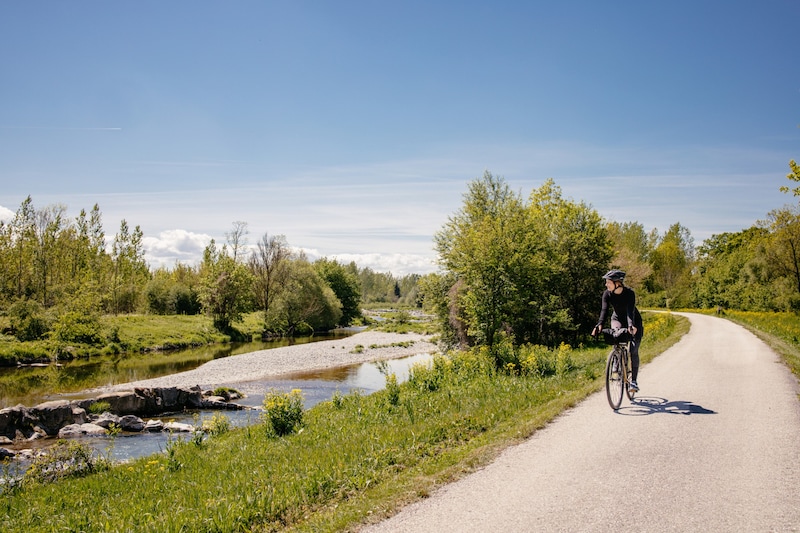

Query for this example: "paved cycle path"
[363,313,800,532]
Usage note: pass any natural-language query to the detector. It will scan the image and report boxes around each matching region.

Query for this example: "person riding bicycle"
[591,269,643,392]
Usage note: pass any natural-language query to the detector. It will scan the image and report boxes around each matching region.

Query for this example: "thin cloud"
[0,126,122,131]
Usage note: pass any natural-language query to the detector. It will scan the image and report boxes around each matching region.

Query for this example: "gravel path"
[362,313,800,532]
[100,331,438,392]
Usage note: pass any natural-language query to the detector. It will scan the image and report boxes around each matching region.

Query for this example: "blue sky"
[1,1,798,275]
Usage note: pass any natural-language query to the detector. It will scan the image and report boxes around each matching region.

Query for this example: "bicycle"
[597,328,636,410]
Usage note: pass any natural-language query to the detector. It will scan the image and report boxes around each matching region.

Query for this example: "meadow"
[1,312,685,532]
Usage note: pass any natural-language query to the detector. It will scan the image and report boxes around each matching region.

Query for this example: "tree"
[526,180,613,344]
[272,257,342,335]
[110,220,150,314]
[314,258,362,326]
[691,227,770,310]
[780,159,800,198]
[605,221,653,286]
[249,233,291,327]
[649,223,695,308]
[225,221,249,263]
[199,239,254,331]
[764,206,800,297]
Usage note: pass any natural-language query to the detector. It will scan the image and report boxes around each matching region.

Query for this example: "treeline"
[418,167,800,355]
[0,197,419,343]
[3,161,798,353]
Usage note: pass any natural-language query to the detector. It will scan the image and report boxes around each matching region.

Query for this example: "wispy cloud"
[0,126,122,131]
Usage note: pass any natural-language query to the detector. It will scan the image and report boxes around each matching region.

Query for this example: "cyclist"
[591,269,643,392]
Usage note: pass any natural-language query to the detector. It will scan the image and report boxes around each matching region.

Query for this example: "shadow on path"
[616,396,717,416]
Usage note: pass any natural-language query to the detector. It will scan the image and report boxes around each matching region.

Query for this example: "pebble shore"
[100,330,438,392]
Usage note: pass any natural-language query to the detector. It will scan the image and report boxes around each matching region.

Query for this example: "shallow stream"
[7,351,432,466]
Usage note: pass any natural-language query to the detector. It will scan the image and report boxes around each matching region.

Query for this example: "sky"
[1,1,798,276]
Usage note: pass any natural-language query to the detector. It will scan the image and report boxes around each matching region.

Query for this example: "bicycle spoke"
[605,350,624,409]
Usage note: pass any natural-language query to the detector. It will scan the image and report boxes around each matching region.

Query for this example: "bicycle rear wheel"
[605,349,624,410]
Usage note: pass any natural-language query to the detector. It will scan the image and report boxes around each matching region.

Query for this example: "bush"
[51,311,103,345]
[262,389,304,437]
[7,300,50,341]
[23,440,109,485]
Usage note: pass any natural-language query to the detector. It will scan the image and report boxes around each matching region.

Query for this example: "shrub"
[201,413,231,436]
[23,440,109,485]
[384,373,400,406]
[51,311,103,345]
[262,389,304,437]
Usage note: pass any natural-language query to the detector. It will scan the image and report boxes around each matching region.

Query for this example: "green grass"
[0,312,686,533]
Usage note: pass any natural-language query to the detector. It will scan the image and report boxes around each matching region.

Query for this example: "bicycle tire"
[605,348,624,410]
[623,346,636,401]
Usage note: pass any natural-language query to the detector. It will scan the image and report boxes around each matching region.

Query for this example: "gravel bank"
[101,331,438,393]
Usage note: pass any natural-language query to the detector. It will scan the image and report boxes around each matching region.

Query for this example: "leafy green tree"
[199,239,254,331]
[691,227,770,310]
[524,180,613,343]
[435,171,534,348]
[6,196,37,301]
[314,258,362,325]
[648,223,695,308]
[418,271,465,347]
[271,257,342,335]
[780,159,800,197]
[763,206,800,301]
[433,173,612,354]
[606,221,654,286]
[110,220,150,314]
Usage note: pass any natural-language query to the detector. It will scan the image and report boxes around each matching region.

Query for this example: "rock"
[0,447,14,459]
[119,415,145,432]
[0,406,26,439]
[72,406,87,425]
[144,420,164,432]
[94,413,121,429]
[94,391,148,415]
[0,436,12,445]
[58,424,83,438]
[26,400,76,436]
[80,423,108,436]
[58,423,107,438]
[164,422,194,433]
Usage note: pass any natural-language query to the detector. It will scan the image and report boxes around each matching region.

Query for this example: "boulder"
[0,447,14,459]
[0,406,26,439]
[58,423,108,438]
[119,415,145,432]
[94,391,148,415]
[164,421,194,433]
[93,412,121,429]
[72,406,87,425]
[144,420,164,432]
[27,400,75,436]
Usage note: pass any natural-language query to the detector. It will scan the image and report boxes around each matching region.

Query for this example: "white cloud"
[304,250,438,277]
[142,229,214,270]
[0,205,14,222]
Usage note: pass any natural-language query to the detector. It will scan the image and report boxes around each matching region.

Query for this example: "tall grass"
[0,313,685,533]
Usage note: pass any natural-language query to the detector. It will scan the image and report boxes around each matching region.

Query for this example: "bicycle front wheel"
[605,349,624,410]
[623,347,636,401]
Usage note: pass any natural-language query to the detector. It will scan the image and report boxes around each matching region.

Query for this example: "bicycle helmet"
[602,269,626,282]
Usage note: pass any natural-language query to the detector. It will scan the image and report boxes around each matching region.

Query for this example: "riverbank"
[92,330,438,393]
